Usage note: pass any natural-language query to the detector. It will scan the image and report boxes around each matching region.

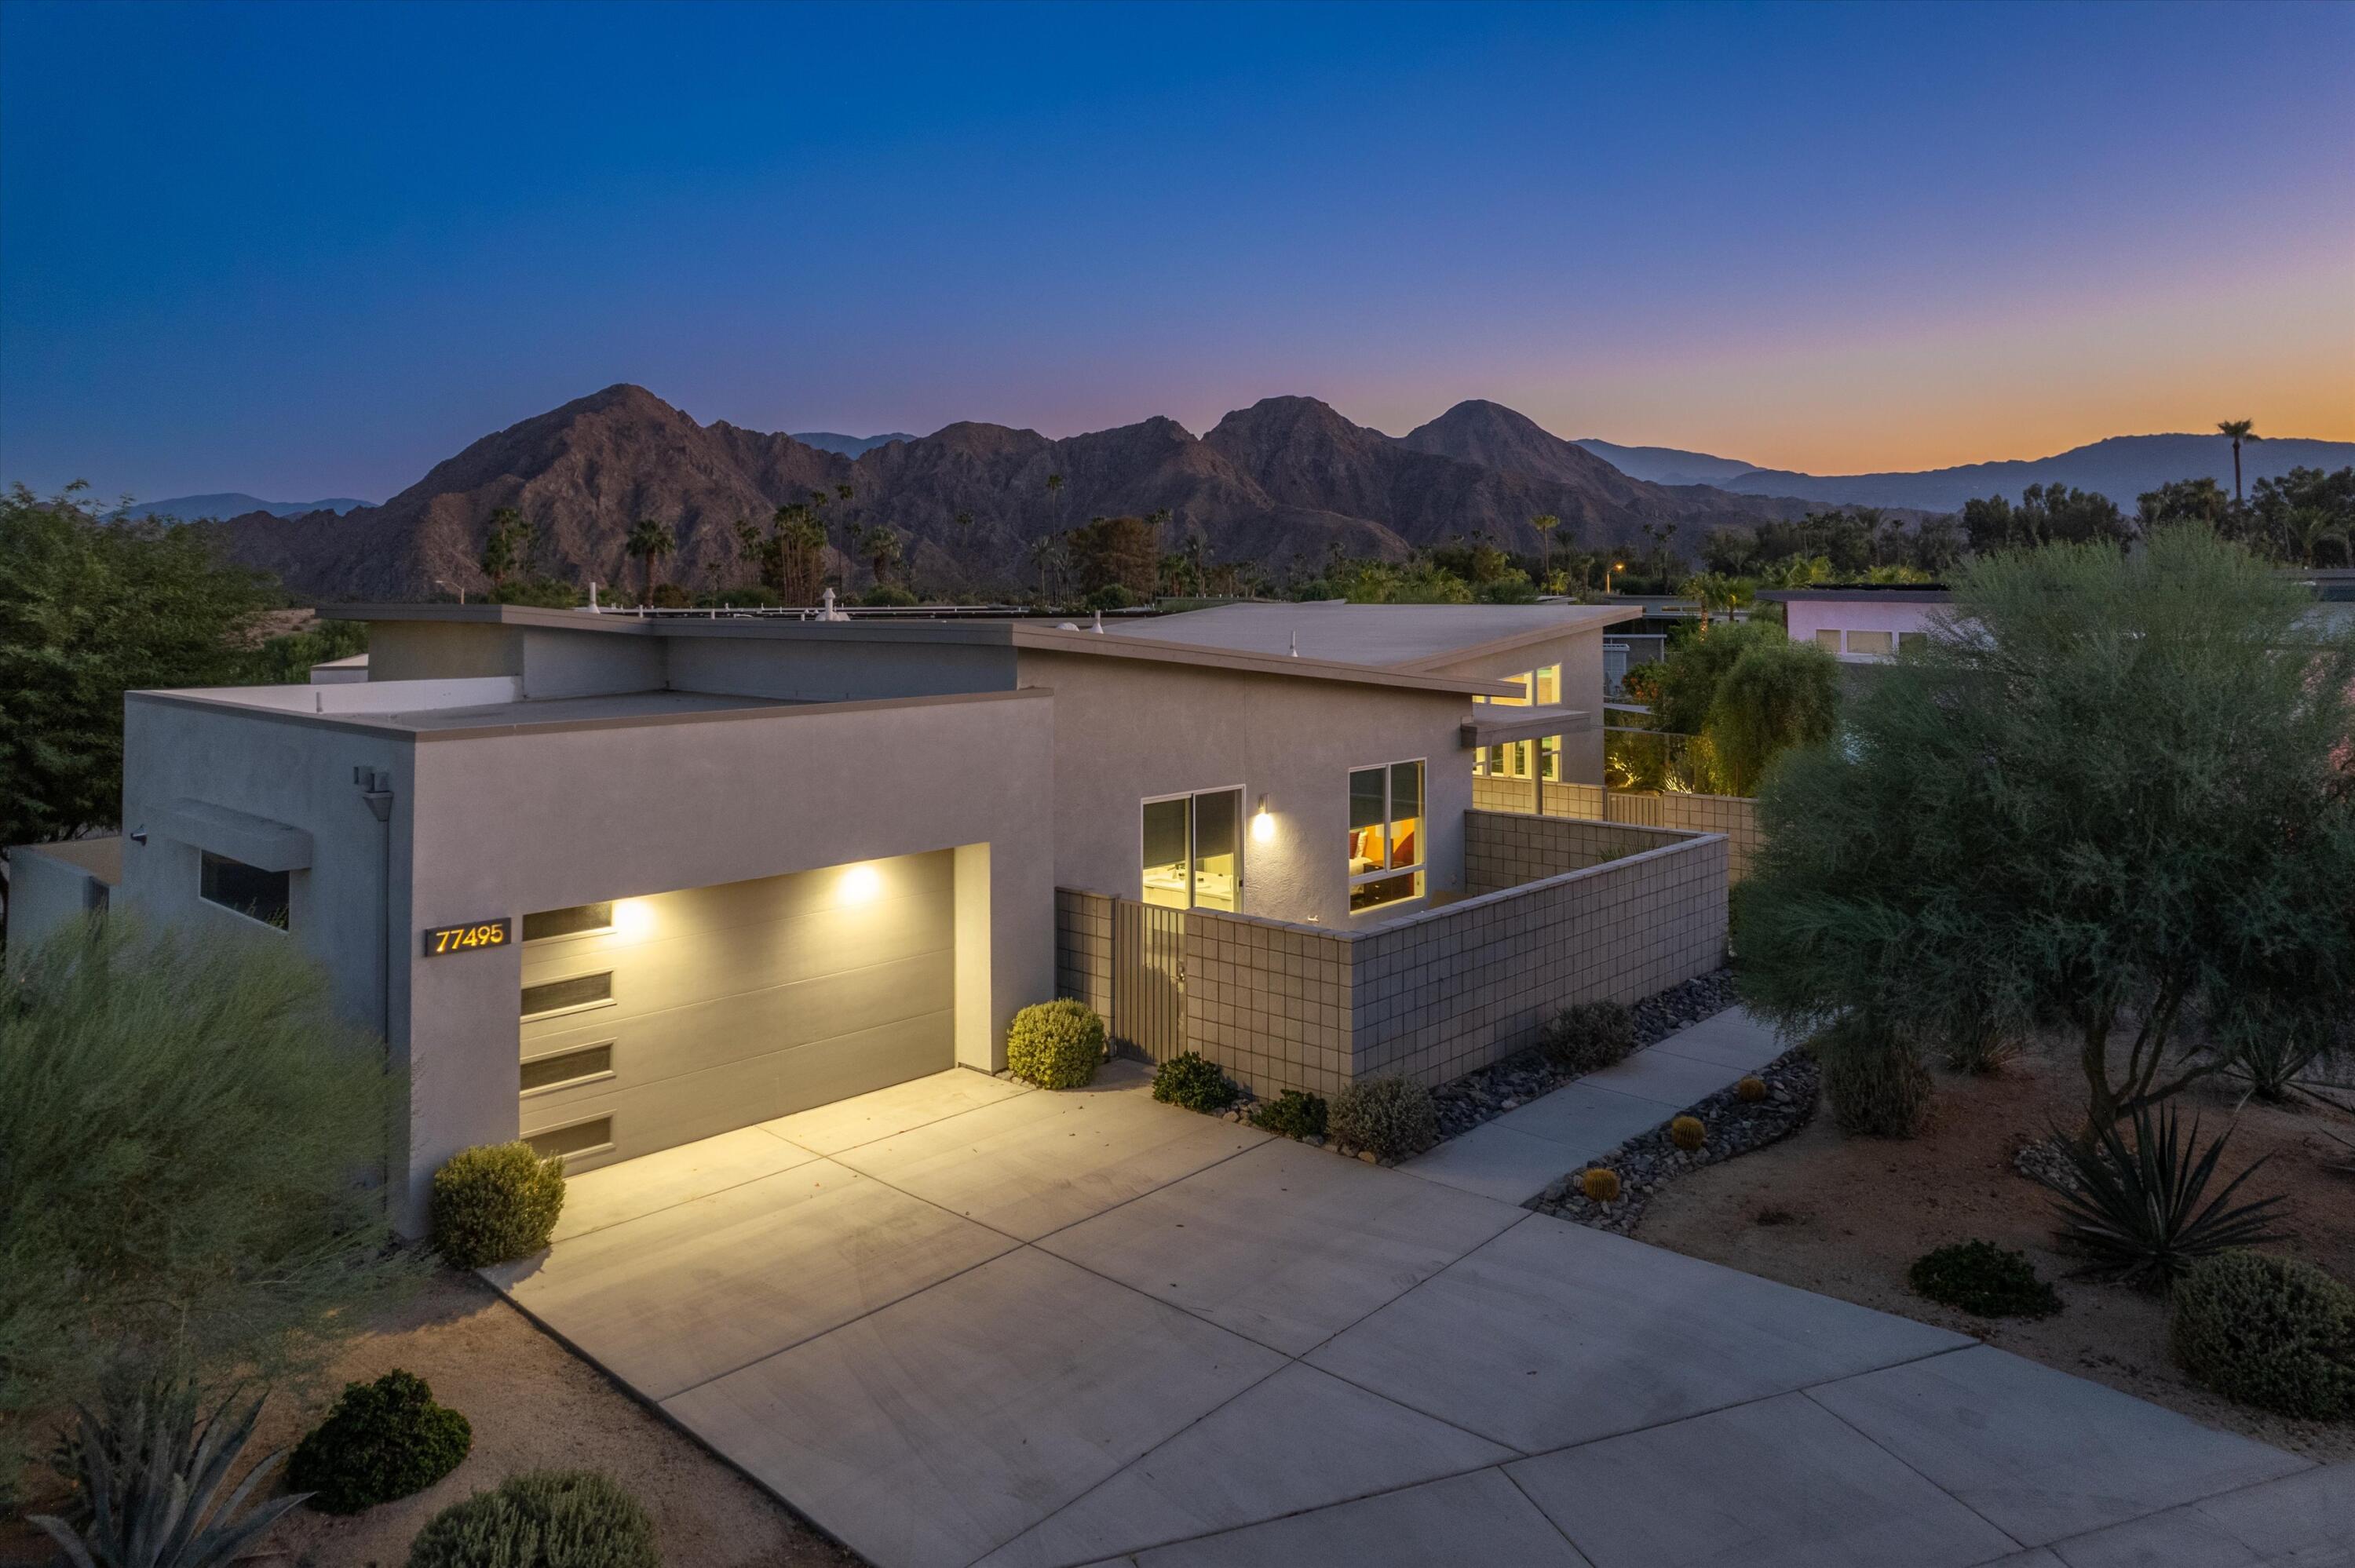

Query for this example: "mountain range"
[790,431,918,458]
[110,492,373,521]
[206,387,1830,600]
[1572,433,2355,512]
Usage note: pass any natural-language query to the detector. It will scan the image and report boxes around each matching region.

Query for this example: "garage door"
[515,850,955,1172]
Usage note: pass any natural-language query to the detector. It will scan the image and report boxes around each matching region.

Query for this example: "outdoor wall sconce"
[1252,795,1276,844]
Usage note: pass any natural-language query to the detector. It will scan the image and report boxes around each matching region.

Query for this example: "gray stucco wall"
[1017,647,1474,928]
[1426,625,1614,787]
[2,840,117,970]
[120,687,1057,1233]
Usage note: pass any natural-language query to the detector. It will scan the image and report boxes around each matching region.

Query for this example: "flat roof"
[1755,587,1954,603]
[320,601,1519,696]
[1104,602,1642,671]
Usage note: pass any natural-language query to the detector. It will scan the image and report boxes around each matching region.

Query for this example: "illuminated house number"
[423,918,512,956]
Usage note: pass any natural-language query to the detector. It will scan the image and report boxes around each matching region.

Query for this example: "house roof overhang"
[1459,705,1597,747]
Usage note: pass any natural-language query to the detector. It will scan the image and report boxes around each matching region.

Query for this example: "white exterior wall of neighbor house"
[1775,595,1946,661]
[1013,646,1474,927]
[119,682,1055,1233]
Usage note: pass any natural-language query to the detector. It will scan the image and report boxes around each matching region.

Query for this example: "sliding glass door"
[1141,788,1243,911]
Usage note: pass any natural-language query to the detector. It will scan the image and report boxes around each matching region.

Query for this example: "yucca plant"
[2029,1103,2286,1289]
[31,1382,310,1568]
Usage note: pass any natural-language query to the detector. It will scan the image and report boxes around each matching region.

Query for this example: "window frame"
[198,850,291,932]
[520,970,616,1023]
[519,1041,618,1097]
[522,903,618,943]
[1345,757,1428,913]
[1137,785,1247,911]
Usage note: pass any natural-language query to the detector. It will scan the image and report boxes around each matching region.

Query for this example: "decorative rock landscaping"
[1533,1048,1820,1233]
[1429,969,1743,1141]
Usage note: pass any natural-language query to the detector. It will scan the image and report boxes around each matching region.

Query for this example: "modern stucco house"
[10,599,1732,1231]
[1754,585,1951,662]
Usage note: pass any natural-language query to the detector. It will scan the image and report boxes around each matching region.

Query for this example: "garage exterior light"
[842,863,882,903]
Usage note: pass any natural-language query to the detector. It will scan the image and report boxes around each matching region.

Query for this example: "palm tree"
[626,517,674,603]
[1678,571,1743,632]
[1530,513,1561,585]
[2217,419,2259,503]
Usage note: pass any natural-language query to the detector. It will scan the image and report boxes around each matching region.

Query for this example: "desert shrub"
[2216,1007,2343,1103]
[1908,1240,2062,1319]
[1151,1052,1238,1113]
[1005,1000,1104,1090]
[1249,1089,1327,1140]
[2170,1251,2355,1420]
[1813,1015,1933,1137]
[2030,1104,2285,1289]
[287,1370,472,1515]
[1544,1001,1636,1074]
[1330,1076,1439,1161]
[1669,1115,1707,1152]
[861,584,918,607]
[1735,1075,1768,1103]
[1937,1023,2020,1076]
[431,1143,566,1269]
[1580,1167,1622,1202]
[0,917,418,1497]
[31,1382,308,1567]
[406,1469,657,1568]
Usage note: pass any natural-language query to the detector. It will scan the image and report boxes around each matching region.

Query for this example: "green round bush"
[1545,1001,1636,1074]
[2171,1250,2355,1420]
[1813,1017,1932,1137]
[289,1369,473,1514]
[1907,1241,2062,1320]
[431,1142,567,1269]
[1151,1052,1237,1112]
[406,1469,657,1568]
[1249,1089,1327,1140]
[1330,1076,1439,1162]
[1006,1000,1105,1089]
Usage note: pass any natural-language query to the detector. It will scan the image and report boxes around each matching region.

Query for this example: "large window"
[1141,788,1243,911]
[199,851,290,930]
[1347,760,1426,912]
[1475,736,1560,782]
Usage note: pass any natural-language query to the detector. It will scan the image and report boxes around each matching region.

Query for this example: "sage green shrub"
[1330,1076,1439,1161]
[1151,1052,1238,1112]
[431,1143,566,1269]
[1544,1001,1636,1074]
[1005,1000,1105,1089]
[405,1470,657,1568]
[1813,1016,1932,1137]
[2170,1250,2355,1420]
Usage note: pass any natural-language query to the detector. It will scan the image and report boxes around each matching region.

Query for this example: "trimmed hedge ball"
[1006,1000,1105,1089]
[431,1142,566,1269]
[2171,1250,2355,1420]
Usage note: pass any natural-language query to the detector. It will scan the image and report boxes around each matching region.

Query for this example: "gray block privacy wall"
[1471,776,1764,881]
[1053,814,1728,1103]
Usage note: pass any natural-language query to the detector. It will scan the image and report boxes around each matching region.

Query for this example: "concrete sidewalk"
[1400,1007,1787,1204]
[485,1018,2338,1568]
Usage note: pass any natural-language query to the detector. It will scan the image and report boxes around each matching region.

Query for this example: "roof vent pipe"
[1289,630,1299,657]
[1092,610,1104,633]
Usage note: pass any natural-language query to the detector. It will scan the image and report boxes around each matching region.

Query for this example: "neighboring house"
[1754,586,1952,662]
[9,600,1728,1231]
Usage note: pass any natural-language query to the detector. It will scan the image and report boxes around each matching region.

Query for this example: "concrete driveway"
[486,1046,2342,1568]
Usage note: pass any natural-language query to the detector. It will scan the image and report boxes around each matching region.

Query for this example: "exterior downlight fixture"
[1251,794,1276,844]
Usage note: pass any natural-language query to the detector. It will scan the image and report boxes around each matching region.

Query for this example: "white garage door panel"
[523,1009,955,1169]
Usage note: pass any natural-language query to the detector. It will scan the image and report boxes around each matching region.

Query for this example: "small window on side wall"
[1347,760,1426,913]
[1846,629,1893,657]
[1813,629,1843,652]
[199,851,290,930]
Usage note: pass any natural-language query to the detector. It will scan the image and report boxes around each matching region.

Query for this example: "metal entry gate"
[1112,900,1187,1060]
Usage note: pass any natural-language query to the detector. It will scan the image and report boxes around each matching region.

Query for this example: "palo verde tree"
[1736,524,2355,1125]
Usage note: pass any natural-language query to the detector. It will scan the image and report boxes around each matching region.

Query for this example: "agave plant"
[31,1382,310,1568]
[2029,1103,2286,1289]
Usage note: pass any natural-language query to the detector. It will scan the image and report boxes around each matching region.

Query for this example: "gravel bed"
[1427,969,1743,1141]
[1531,1048,1820,1233]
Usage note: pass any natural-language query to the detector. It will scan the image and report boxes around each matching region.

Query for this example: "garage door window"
[520,972,612,1019]
[527,1117,614,1160]
[524,903,615,942]
[520,1043,615,1095]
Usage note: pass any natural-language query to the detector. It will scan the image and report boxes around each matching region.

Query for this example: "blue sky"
[2,0,2350,501]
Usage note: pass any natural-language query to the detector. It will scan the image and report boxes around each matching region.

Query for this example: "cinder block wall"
[1470,774,1539,815]
[1463,809,1670,893]
[1054,887,1114,1020]
[1183,913,1354,1099]
[1592,791,1762,881]
[1352,829,1729,1088]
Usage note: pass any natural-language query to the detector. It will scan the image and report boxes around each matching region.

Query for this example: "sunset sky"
[2,0,2350,501]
